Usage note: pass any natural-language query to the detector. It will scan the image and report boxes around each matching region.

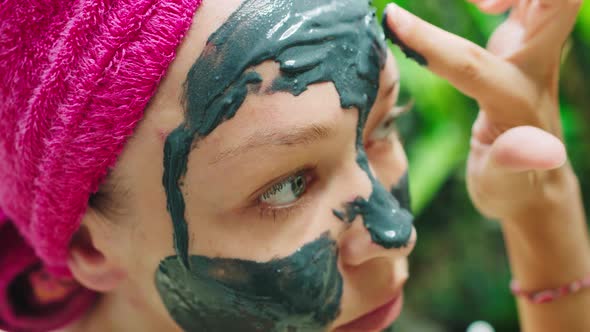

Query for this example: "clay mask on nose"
[156,0,403,330]
[333,164,414,249]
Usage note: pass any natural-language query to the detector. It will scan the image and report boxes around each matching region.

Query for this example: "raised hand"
[383,0,582,221]
[383,3,590,331]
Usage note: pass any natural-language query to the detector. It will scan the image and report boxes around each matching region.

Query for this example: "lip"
[335,291,404,332]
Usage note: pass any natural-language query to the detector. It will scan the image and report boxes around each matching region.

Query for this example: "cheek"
[154,233,343,331]
[98,219,180,329]
[115,198,180,322]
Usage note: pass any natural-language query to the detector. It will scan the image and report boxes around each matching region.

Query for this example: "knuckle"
[458,60,479,82]
[457,46,485,82]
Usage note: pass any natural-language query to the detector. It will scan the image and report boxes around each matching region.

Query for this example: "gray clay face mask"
[155,0,414,331]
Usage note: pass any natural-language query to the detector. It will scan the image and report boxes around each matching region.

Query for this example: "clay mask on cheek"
[157,0,400,331]
[157,233,341,331]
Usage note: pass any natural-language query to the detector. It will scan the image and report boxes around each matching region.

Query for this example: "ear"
[68,215,127,293]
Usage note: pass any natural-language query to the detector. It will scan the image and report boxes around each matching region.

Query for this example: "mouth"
[334,291,404,332]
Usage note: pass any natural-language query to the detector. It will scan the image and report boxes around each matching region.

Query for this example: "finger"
[490,126,567,172]
[382,3,534,118]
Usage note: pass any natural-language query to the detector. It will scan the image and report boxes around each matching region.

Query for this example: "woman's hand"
[383,0,582,222]
[384,3,590,331]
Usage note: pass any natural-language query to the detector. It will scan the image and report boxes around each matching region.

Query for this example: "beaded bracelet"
[510,274,590,304]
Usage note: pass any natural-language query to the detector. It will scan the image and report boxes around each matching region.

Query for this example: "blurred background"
[370,1,590,331]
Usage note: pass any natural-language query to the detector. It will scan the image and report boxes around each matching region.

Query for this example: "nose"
[334,179,414,247]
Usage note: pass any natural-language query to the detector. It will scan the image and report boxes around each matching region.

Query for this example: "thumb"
[490,126,567,173]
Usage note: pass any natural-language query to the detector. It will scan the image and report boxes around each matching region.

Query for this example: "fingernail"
[382,4,428,66]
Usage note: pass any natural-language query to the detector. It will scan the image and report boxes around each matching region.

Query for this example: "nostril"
[339,225,417,267]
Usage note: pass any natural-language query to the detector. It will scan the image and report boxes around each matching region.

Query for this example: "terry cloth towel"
[0,0,203,330]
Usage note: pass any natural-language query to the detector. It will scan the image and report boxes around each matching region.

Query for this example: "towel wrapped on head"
[0,0,203,330]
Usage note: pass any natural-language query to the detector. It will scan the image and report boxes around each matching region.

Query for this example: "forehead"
[187,63,349,172]
[147,0,394,144]
[184,0,386,134]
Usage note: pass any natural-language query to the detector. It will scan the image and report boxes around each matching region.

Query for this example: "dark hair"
[88,189,112,214]
[88,175,127,219]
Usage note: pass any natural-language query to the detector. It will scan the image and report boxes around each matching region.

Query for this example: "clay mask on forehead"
[156,0,413,331]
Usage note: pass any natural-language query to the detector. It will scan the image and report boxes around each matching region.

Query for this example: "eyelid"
[257,192,312,221]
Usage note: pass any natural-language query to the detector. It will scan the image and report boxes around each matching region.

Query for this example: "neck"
[61,288,178,332]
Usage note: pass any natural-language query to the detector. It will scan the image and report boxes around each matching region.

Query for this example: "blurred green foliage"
[370,1,590,331]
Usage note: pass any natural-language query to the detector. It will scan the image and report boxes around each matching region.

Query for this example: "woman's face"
[92,0,416,331]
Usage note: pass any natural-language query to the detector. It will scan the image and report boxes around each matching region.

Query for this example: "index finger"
[382,4,534,117]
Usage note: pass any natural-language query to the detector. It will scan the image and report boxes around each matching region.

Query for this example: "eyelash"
[255,168,316,221]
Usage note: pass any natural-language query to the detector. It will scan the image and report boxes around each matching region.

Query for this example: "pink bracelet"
[510,274,590,304]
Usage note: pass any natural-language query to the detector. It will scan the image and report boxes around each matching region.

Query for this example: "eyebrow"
[208,123,334,165]
[205,78,398,165]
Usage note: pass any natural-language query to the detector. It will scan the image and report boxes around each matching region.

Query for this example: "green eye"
[260,172,308,206]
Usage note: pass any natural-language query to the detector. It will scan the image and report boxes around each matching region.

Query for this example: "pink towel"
[0,0,203,330]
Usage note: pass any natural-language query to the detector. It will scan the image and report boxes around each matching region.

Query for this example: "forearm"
[502,166,590,332]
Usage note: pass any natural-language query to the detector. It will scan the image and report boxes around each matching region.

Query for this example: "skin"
[63,1,415,331]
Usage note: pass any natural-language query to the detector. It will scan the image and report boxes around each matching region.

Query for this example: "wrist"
[501,165,590,290]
